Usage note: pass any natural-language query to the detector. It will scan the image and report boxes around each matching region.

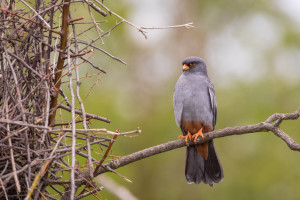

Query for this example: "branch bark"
[48,0,70,126]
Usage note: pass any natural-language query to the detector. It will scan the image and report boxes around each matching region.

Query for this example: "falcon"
[173,56,223,185]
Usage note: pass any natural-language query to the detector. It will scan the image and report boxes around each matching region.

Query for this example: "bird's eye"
[189,62,196,66]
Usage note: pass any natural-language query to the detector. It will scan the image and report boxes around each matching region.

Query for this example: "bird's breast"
[180,86,213,126]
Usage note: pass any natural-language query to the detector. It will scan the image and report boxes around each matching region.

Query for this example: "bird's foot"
[178,131,193,146]
[192,128,204,143]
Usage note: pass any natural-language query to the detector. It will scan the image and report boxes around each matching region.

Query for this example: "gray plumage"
[173,56,223,185]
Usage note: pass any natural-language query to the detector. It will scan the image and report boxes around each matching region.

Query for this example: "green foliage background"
[69,0,300,199]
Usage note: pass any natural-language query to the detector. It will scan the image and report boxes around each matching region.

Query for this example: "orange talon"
[192,127,204,143]
[179,131,193,146]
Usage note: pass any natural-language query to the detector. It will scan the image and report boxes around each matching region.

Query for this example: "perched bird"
[173,56,223,185]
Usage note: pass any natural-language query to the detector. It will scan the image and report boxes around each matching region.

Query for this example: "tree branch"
[58,104,110,123]
[46,107,300,188]
[93,108,300,176]
[48,0,70,126]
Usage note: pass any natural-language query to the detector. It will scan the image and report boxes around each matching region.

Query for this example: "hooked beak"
[182,64,189,71]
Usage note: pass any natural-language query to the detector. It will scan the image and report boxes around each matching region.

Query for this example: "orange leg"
[178,131,193,146]
[192,127,204,143]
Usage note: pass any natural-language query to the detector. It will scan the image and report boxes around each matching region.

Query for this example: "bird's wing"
[207,80,217,130]
[173,80,184,127]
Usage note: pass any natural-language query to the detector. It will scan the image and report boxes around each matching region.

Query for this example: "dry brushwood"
[0,0,192,199]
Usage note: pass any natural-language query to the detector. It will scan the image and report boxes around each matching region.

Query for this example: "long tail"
[185,140,223,186]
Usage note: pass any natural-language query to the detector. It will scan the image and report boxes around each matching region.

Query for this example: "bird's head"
[182,56,208,75]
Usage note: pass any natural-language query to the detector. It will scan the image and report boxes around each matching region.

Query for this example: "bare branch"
[0,178,8,200]
[83,0,107,17]
[95,175,138,200]
[88,108,300,177]
[87,2,104,44]
[42,108,300,191]
[48,0,71,126]
[58,104,110,123]
[75,186,104,200]
[19,0,51,28]
[67,44,77,200]
[140,22,194,30]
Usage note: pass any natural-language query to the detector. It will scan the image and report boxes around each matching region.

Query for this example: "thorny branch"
[48,0,71,127]
[0,0,193,199]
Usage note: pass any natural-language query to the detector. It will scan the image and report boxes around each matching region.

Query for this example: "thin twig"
[71,13,93,179]
[0,178,8,200]
[67,43,77,199]
[0,118,50,130]
[83,0,107,17]
[8,137,21,193]
[6,51,43,78]
[75,40,127,65]
[87,2,104,44]
[94,0,148,38]
[58,104,110,123]
[75,186,103,200]
[49,128,141,136]
[19,0,51,28]
[94,133,118,176]
[140,22,194,30]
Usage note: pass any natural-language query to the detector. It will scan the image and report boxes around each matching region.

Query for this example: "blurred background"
[73,0,300,199]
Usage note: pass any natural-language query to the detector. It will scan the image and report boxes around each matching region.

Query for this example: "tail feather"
[185,140,223,185]
[185,146,204,184]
